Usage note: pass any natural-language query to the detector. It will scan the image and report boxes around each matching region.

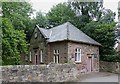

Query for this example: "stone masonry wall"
[68,42,99,73]
[100,61,120,73]
[2,63,79,82]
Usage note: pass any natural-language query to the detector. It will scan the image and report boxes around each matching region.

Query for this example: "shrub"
[101,55,120,62]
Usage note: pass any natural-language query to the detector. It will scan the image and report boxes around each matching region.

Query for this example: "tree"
[69,1,103,21]
[2,2,35,42]
[84,21,116,58]
[34,11,49,28]
[2,18,27,65]
[98,9,115,24]
[47,3,76,27]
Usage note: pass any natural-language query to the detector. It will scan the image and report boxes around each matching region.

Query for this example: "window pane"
[75,53,77,61]
[75,48,77,52]
[54,56,56,63]
[78,53,80,61]
[56,55,59,64]
[78,49,81,52]
[40,50,43,62]
[29,51,32,61]
[54,50,57,54]
[57,50,59,54]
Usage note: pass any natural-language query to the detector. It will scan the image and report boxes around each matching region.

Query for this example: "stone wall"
[68,42,99,73]
[100,61,120,73]
[48,41,68,63]
[2,63,79,82]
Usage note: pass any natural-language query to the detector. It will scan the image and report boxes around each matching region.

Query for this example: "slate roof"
[38,22,101,46]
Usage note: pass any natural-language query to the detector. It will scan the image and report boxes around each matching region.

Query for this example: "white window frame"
[40,50,43,63]
[35,32,37,38]
[54,50,56,54]
[57,50,59,54]
[56,55,59,64]
[53,49,59,63]
[54,55,56,63]
[29,51,32,62]
[75,48,81,62]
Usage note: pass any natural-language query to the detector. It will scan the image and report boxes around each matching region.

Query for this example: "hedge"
[101,55,120,62]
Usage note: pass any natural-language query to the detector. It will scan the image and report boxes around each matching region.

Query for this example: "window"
[53,50,59,63]
[35,32,37,39]
[40,50,43,63]
[75,48,81,62]
[54,50,57,54]
[25,56,28,61]
[29,51,32,62]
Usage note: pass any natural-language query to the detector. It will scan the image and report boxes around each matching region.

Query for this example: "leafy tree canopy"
[69,1,103,21]
[47,3,76,27]
[2,18,27,65]
[2,2,35,42]
[34,11,49,28]
[84,21,116,57]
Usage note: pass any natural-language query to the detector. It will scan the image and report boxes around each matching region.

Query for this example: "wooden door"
[87,56,92,72]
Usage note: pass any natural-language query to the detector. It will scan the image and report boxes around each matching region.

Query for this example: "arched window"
[29,51,32,62]
[40,49,43,63]
[75,48,81,62]
[53,50,59,64]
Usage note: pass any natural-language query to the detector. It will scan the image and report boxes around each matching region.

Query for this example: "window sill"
[75,61,81,64]
[40,62,44,64]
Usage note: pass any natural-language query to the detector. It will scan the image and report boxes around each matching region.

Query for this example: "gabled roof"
[38,22,101,46]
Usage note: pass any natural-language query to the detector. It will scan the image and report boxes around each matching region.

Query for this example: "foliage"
[84,21,116,57]
[98,9,115,24]
[47,2,116,60]
[69,1,103,21]
[2,18,27,65]
[2,2,35,42]
[47,3,76,27]
[34,11,49,28]
[102,54,120,62]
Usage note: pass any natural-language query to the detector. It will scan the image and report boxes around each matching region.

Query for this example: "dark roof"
[38,22,101,46]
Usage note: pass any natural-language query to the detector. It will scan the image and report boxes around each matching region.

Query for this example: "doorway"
[88,56,92,72]
[33,48,39,65]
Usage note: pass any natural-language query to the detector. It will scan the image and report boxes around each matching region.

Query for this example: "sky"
[30,0,119,21]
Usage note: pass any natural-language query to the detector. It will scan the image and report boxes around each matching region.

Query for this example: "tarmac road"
[80,72,118,82]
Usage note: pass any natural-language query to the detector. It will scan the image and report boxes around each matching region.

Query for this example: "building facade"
[21,22,101,73]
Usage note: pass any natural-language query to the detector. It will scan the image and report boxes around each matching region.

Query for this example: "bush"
[101,55,120,62]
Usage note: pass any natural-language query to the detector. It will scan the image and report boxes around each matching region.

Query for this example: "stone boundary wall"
[1,63,79,82]
[100,61,120,73]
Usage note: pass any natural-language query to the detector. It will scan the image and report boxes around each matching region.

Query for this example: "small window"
[75,48,81,62]
[35,32,37,39]
[29,51,32,62]
[40,50,43,63]
[54,55,59,64]
[53,49,59,63]
[94,54,97,58]
[56,55,59,64]
[57,50,59,54]
[54,50,57,54]
[54,55,56,63]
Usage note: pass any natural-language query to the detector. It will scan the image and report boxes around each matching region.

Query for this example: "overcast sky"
[30,0,119,21]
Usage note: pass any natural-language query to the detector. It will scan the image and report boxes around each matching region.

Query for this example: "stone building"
[21,22,101,73]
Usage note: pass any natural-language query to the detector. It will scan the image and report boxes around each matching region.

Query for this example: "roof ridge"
[37,26,49,38]
[36,22,101,46]
[66,22,69,40]
[49,22,67,30]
